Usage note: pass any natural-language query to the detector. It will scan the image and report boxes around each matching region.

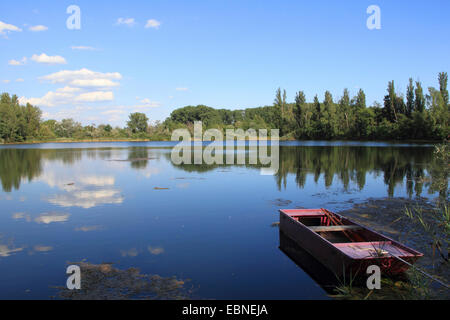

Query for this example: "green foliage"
[438,72,449,107]
[127,112,149,134]
[0,93,42,142]
[406,78,415,117]
[415,81,426,113]
[0,72,448,144]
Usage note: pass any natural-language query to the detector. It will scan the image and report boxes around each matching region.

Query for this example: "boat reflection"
[279,230,341,295]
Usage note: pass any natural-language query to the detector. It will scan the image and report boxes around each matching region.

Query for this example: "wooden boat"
[279,208,423,277]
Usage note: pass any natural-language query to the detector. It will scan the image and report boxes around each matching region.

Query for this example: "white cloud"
[145,19,161,29]
[40,68,122,84]
[20,91,74,107]
[0,21,22,35]
[56,86,81,93]
[48,189,123,209]
[31,53,67,65]
[16,78,24,82]
[37,170,124,209]
[71,45,96,51]
[138,98,160,107]
[34,212,70,224]
[75,225,103,232]
[0,245,23,257]
[29,25,48,32]
[101,109,126,123]
[41,107,88,120]
[8,57,27,66]
[102,109,126,115]
[12,212,31,222]
[21,68,122,108]
[75,91,114,102]
[34,245,53,252]
[2,80,11,84]
[148,246,164,255]
[116,17,135,26]
[70,79,119,88]
[176,87,189,91]
[78,176,115,187]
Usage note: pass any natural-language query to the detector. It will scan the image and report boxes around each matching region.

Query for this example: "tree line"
[0,72,448,143]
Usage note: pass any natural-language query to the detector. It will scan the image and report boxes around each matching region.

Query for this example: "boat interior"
[281,209,417,259]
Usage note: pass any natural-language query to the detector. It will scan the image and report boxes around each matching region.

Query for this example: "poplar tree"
[438,72,448,107]
[415,81,425,113]
[406,78,415,117]
[294,91,306,127]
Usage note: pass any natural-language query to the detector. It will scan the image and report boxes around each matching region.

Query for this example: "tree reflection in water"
[0,145,443,198]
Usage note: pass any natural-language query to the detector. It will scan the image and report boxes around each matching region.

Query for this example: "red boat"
[279,208,423,277]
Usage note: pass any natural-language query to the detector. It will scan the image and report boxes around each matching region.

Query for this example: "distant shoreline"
[0,137,439,146]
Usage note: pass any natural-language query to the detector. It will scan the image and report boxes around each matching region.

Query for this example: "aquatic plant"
[55,262,191,300]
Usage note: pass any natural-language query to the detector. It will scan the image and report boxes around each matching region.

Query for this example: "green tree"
[406,78,415,117]
[438,72,449,107]
[354,89,366,110]
[415,81,426,113]
[294,91,306,128]
[338,89,351,135]
[312,95,320,121]
[127,112,149,134]
[384,81,397,122]
[55,119,81,138]
[274,88,287,116]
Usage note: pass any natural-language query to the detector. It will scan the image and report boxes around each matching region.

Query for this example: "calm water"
[0,141,438,299]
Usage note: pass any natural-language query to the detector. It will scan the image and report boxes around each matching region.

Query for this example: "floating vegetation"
[338,197,450,299]
[106,157,157,162]
[271,222,280,228]
[55,262,191,300]
[270,198,292,207]
[170,177,206,181]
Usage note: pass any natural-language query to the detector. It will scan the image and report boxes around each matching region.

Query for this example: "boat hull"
[279,209,423,278]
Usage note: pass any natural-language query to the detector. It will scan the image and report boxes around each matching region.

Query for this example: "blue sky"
[1,0,449,126]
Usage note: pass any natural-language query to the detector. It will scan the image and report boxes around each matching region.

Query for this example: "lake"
[0,141,439,299]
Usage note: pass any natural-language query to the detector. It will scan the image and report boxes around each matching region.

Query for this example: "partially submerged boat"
[279,208,423,277]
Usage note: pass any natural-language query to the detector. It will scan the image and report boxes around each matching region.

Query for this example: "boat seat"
[309,225,363,232]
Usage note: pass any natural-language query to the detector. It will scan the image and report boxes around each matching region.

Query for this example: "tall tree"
[312,95,320,122]
[294,91,306,127]
[354,89,366,110]
[438,72,449,107]
[415,81,425,113]
[428,87,448,128]
[384,81,397,122]
[395,95,406,116]
[273,88,287,131]
[323,91,338,137]
[406,78,415,117]
[274,88,287,116]
[339,88,351,133]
